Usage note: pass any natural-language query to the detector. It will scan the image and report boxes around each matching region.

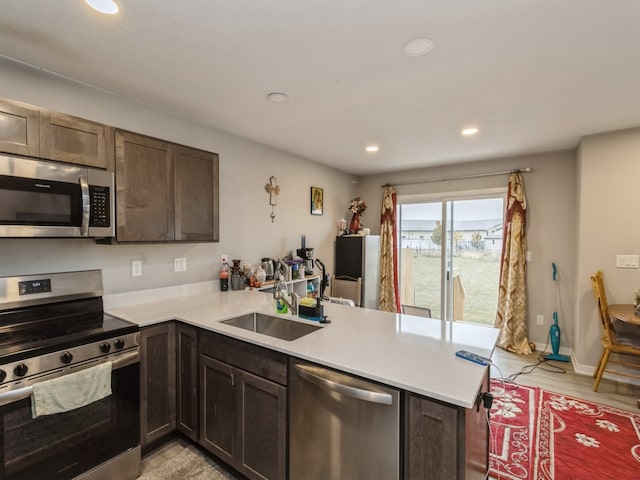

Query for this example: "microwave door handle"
[80,175,90,236]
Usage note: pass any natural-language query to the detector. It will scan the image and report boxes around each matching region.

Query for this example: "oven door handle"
[0,350,139,407]
[80,175,90,236]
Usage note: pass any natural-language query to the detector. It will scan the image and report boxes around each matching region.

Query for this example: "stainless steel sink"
[220,313,322,341]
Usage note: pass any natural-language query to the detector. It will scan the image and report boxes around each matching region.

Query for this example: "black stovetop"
[0,297,138,364]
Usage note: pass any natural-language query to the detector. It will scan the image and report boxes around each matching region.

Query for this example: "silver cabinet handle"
[295,364,393,405]
[79,175,90,236]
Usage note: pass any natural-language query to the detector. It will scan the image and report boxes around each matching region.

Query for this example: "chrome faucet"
[273,262,298,315]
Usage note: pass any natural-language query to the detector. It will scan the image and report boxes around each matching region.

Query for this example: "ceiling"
[2,1,640,176]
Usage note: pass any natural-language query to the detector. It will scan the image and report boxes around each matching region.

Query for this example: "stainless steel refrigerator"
[334,234,380,309]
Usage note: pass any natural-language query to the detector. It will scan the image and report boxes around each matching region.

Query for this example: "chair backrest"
[330,275,362,307]
[401,304,432,318]
[590,270,615,342]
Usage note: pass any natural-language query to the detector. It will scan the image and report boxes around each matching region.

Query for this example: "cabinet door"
[240,371,286,480]
[140,323,176,446]
[0,98,39,156]
[200,355,238,465]
[405,394,459,479]
[115,130,174,241]
[40,111,112,168]
[174,145,219,241]
[176,323,199,441]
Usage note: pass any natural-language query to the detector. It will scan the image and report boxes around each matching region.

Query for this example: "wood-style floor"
[490,347,640,411]
[141,348,640,476]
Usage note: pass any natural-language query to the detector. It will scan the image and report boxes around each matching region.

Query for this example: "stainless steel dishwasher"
[289,360,400,480]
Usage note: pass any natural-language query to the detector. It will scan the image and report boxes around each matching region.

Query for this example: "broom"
[544,262,570,362]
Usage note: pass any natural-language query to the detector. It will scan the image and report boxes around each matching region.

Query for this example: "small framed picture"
[310,187,323,215]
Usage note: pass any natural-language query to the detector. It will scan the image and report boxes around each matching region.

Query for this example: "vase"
[349,212,361,233]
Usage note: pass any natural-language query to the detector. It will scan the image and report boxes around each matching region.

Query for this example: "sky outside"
[400,198,504,221]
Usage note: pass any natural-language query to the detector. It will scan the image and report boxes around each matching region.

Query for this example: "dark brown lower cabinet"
[140,322,176,446]
[176,323,199,441]
[199,331,287,480]
[404,371,489,480]
[200,355,286,480]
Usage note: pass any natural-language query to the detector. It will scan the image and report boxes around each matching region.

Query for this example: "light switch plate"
[174,257,187,272]
[616,254,639,268]
[131,260,142,277]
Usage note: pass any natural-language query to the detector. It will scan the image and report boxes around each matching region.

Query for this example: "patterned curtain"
[379,186,400,312]
[495,172,533,354]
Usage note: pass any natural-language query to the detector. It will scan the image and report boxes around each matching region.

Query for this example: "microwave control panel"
[89,185,111,227]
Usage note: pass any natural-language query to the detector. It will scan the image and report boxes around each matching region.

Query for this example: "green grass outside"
[407,250,500,325]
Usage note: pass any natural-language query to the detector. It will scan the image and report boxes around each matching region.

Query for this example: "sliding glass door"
[398,193,505,325]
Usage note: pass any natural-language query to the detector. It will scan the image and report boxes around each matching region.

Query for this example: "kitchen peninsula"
[106,286,498,479]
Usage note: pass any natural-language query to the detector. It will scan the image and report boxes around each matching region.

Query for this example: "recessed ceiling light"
[365,145,379,153]
[85,0,119,14]
[403,38,434,57]
[267,92,288,103]
[462,127,479,136]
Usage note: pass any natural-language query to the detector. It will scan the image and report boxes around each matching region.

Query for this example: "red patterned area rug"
[488,380,640,480]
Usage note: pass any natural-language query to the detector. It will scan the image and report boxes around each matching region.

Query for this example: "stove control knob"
[14,364,28,377]
[0,370,6,382]
[114,339,125,350]
[61,352,74,364]
[99,343,111,354]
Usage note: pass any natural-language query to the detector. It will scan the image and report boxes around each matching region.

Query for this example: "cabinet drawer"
[199,331,287,386]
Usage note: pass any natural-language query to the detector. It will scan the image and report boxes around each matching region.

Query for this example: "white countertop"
[105,286,498,409]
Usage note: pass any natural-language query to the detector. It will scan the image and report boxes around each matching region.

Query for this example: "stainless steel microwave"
[0,154,115,238]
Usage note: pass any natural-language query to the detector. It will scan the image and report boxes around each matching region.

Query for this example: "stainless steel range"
[0,270,140,480]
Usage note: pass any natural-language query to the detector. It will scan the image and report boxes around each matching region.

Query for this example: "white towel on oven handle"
[31,361,112,418]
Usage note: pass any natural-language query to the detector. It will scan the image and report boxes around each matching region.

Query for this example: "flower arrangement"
[349,196,367,215]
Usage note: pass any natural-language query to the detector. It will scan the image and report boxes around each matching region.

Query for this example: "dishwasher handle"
[294,364,393,405]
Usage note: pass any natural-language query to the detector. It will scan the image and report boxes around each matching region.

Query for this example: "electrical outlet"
[536,315,544,326]
[131,261,142,277]
[220,254,228,265]
[174,257,187,272]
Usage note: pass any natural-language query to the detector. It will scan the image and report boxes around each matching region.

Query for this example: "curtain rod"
[382,167,531,187]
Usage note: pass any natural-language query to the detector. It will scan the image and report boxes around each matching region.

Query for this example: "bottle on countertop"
[220,263,229,291]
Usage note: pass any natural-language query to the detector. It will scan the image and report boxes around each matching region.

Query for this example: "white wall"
[0,58,356,294]
[575,128,640,372]
[356,151,578,348]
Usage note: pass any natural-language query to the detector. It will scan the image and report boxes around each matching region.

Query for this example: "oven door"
[0,354,140,480]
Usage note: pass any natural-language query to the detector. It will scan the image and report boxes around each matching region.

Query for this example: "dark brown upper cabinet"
[40,111,113,169]
[174,145,219,241]
[0,98,40,157]
[0,98,112,169]
[115,130,219,243]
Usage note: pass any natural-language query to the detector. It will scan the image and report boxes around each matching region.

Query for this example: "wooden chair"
[401,304,432,318]
[590,270,640,392]
[330,275,362,307]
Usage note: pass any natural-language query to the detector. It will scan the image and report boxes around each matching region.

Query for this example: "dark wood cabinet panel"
[114,130,219,243]
[39,111,112,168]
[199,332,287,480]
[199,330,287,386]
[240,371,286,480]
[176,323,199,441]
[405,370,489,480]
[0,98,39,156]
[115,130,174,241]
[174,145,219,242]
[200,355,238,464]
[140,323,176,446]
[406,394,459,479]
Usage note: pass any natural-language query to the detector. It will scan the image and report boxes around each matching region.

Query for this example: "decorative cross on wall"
[265,176,280,222]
